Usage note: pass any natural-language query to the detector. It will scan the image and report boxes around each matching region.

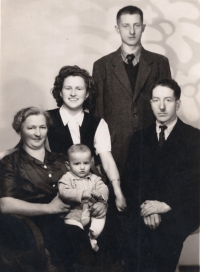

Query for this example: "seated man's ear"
[65,161,70,171]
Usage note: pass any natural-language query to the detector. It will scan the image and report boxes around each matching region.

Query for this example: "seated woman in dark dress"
[0,107,107,271]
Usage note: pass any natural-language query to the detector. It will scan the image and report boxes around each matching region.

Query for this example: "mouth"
[69,98,78,101]
[158,113,167,117]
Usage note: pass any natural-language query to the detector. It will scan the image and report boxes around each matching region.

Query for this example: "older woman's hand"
[48,195,70,214]
[90,202,108,219]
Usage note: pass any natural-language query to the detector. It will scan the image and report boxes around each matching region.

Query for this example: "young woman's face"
[60,76,89,113]
[20,114,47,151]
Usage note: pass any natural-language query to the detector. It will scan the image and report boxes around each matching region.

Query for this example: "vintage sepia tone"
[1,0,200,270]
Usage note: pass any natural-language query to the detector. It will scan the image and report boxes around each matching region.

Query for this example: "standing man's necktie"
[159,125,167,148]
[126,54,135,65]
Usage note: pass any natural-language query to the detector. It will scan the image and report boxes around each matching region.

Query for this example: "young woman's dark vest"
[47,109,101,157]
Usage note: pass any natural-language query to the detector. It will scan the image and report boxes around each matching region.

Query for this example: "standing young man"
[93,6,171,174]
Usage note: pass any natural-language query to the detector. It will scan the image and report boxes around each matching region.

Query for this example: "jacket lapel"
[111,48,133,97]
[133,48,153,103]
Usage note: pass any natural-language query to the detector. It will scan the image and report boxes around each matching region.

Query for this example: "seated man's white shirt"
[156,117,178,140]
[59,107,111,154]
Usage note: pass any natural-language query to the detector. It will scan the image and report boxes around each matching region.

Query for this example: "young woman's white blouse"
[59,107,111,155]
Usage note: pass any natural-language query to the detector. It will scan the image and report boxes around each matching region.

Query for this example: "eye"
[41,126,47,129]
[64,86,71,90]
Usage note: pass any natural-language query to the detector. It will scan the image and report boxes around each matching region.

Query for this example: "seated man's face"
[150,85,181,125]
[68,151,92,178]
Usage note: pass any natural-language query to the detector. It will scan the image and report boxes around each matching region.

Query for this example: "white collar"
[59,106,84,126]
[121,45,142,64]
[156,117,178,136]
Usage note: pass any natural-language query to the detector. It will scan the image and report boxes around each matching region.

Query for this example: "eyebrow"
[152,96,174,99]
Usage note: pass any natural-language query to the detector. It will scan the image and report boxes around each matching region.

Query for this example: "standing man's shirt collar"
[156,117,178,140]
[59,106,84,126]
[121,45,142,65]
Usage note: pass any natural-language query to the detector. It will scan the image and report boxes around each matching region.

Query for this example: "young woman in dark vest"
[47,65,126,212]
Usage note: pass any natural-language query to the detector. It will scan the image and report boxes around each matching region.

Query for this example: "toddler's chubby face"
[68,151,92,178]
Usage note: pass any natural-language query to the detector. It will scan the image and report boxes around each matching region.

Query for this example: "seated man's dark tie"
[159,125,167,148]
[126,54,135,64]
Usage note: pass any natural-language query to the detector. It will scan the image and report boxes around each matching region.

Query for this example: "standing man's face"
[150,86,181,125]
[115,13,145,47]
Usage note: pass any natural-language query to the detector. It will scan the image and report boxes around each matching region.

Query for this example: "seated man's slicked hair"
[151,78,181,101]
[116,6,143,24]
[67,144,92,160]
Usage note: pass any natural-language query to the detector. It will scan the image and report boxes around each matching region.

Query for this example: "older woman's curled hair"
[12,107,52,134]
[51,65,96,111]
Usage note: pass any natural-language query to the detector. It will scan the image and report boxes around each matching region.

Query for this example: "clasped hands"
[140,200,171,229]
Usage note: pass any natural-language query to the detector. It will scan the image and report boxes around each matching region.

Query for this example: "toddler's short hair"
[67,144,92,161]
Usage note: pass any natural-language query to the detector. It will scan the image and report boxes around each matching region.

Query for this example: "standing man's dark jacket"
[93,47,171,173]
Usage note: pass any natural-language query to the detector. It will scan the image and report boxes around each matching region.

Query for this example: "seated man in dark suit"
[123,78,200,272]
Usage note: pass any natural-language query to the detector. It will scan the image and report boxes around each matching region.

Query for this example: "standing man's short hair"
[151,78,181,100]
[116,6,143,24]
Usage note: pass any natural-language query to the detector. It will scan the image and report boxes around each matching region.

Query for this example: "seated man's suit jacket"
[124,118,200,239]
[93,47,171,173]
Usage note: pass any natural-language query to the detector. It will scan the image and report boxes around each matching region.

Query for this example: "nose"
[129,26,135,35]
[70,88,76,97]
[159,100,165,111]
[80,163,85,170]
[34,127,41,136]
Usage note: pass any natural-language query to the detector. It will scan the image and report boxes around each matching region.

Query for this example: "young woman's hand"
[115,193,127,212]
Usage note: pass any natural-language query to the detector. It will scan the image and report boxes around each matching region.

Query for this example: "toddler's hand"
[82,189,92,200]
[91,190,104,202]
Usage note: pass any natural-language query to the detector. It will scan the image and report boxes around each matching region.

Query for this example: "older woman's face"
[20,114,47,150]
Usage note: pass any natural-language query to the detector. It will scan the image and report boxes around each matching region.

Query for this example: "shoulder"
[142,48,169,62]
[47,108,60,118]
[90,173,102,182]
[84,112,101,126]
[177,119,200,137]
[133,123,155,139]
[59,171,71,181]
[46,150,67,162]
[1,149,21,164]
[93,49,119,66]
[0,149,22,173]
